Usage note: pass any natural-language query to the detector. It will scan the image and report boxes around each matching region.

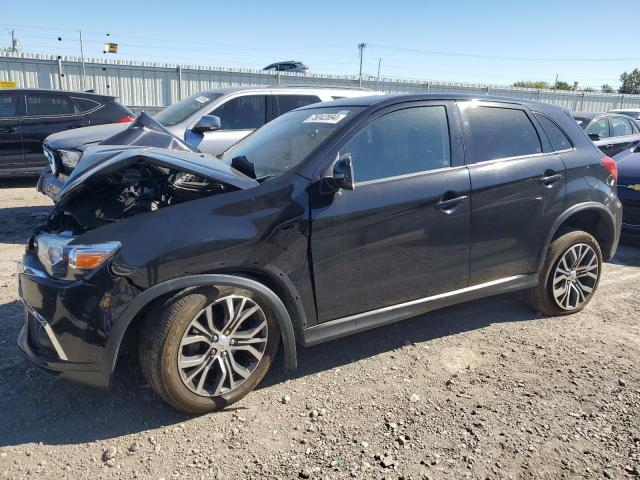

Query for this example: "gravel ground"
[0,180,639,480]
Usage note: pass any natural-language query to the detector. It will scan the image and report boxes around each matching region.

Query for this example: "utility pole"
[358,43,366,87]
[553,73,558,93]
[79,30,87,91]
[376,57,381,91]
[10,30,17,52]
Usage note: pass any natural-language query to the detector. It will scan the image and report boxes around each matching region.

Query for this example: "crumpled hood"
[56,146,259,204]
[45,122,129,150]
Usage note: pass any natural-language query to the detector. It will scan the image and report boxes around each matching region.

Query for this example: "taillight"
[600,156,617,182]
[117,116,135,123]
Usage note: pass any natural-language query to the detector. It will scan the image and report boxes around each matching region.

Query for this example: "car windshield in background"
[574,117,590,129]
[220,106,364,180]
[616,111,640,119]
[153,93,223,126]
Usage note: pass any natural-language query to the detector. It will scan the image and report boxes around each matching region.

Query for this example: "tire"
[139,286,280,414]
[522,230,602,316]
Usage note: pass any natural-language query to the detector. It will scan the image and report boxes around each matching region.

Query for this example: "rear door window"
[0,93,19,117]
[25,94,76,116]
[462,105,542,163]
[534,113,573,151]
[611,116,634,137]
[586,118,610,138]
[210,95,266,130]
[275,95,321,116]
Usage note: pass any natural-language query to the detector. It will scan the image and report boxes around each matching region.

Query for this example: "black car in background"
[17,94,621,413]
[0,89,134,177]
[573,112,640,157]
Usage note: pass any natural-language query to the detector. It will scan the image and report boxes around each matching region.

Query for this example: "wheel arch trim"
[536,201,619,272]
[104,274,298,380]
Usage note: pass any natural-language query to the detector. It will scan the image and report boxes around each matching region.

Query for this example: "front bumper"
[618,186,640,235]
[16,253,138,389]
[36,167,67,201]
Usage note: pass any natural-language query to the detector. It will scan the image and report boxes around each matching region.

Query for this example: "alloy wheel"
[177,294,268,397]
[552,243,599,311]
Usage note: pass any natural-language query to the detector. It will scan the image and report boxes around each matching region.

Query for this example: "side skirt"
[301,274,539,347]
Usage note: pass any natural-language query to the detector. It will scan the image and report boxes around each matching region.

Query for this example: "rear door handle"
[0,127,17,134]
[435,194,468,211]
[539,172,563,186]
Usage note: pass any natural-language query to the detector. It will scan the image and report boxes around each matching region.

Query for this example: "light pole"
[358,43,366,87]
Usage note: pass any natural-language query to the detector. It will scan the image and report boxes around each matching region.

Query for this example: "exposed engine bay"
[46,160,237,234]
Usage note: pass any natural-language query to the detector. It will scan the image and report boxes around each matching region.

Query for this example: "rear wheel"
[139,286,279,414]
[523,230,602,316]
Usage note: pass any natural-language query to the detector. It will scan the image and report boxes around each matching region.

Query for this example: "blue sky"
[2,0,639,88]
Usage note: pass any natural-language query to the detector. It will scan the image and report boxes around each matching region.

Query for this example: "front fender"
[103,274,298,383]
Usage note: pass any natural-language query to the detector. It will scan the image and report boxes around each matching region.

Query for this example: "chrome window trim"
[354,164,465,187]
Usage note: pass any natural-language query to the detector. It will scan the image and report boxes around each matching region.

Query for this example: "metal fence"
[2,50,639,112]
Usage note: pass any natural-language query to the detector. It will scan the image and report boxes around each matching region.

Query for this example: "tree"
[582,87,595,93]
[513,80,550,90]
[601,84,614,94]
[554,80,572,91]
[619,69,640,94]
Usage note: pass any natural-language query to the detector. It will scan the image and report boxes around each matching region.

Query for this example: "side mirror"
[588,133,601,141]
[321,154,355,193]
[193,115,221,133]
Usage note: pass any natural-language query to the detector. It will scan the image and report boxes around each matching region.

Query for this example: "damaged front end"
[18,146,259,384]
[45,146,258,235]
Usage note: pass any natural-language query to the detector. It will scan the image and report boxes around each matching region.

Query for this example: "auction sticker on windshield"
[303,111,350,124]
[195,96,210,103]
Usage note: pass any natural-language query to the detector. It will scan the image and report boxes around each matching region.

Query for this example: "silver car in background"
[40,85,377,199]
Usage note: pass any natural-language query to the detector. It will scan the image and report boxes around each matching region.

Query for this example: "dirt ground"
[0,180,638,480]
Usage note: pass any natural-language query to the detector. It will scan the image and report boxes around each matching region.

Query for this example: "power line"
[368,43,640,63]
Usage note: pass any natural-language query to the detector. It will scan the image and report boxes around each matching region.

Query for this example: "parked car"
[612,144,640,237]
[17,94,621,413]
[38,86,375,200]
[0,88,134,177]
[263,61,309,73]
[609,109,640,121]
[573,112,640,157]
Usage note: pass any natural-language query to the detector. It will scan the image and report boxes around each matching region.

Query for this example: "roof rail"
[266,84,372,91]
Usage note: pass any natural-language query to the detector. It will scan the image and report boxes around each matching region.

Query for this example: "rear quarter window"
[72,97,101,112]
[534,112,573,151]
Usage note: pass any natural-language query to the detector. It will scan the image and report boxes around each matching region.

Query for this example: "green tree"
[582,87,595,93]
[554,80,572,91]
[619,69,640,94]
[513,80,550,89]
[601,84,614,94]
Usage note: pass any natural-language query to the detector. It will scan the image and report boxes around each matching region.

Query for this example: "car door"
[585,116,615,156]
[608,116,640,157]
[0,91,24,174]
[310,101,471,322]
[458,101,566,285]
[193,94,267,155]
[20,92,89,169]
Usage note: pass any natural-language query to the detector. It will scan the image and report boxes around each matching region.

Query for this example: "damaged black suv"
[18,94,621,413]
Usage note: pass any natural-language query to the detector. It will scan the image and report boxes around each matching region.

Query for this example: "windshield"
[220,106,364,179]
[154,93,223,126]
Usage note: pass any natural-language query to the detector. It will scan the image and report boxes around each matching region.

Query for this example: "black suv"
[0,88,134,177]
[17,94,621,413]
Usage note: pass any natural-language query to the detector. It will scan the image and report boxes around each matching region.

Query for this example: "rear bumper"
[618,186,640,235]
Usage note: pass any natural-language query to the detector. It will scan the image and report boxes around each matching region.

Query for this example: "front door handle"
[435,194,468,212]
[539,172,563,186]
[0,127,17,134]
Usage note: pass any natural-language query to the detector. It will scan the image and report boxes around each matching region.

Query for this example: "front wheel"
[523,230,602,316]
[139,286,280,414]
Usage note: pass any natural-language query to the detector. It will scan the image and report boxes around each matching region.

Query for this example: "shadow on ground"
[0,292,538,448]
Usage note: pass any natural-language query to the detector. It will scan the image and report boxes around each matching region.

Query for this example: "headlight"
[58,149,82,169]
[34,233,120,280]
